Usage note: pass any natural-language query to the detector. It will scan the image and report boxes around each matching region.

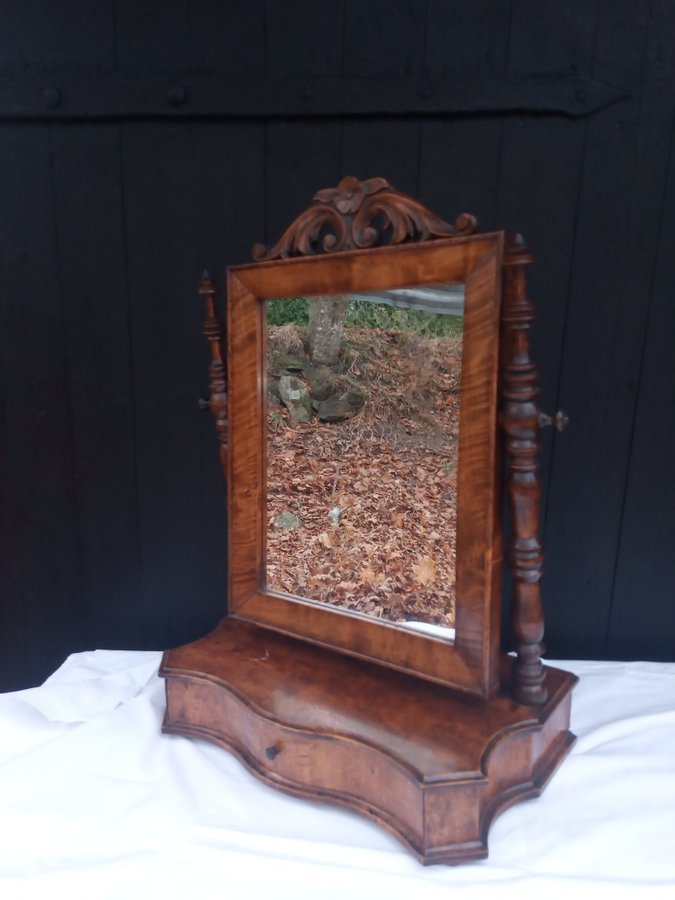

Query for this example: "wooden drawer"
[164,674,425,850]
[160,622,577,864]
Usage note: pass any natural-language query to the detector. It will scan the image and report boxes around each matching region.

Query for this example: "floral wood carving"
[252,176,479,261]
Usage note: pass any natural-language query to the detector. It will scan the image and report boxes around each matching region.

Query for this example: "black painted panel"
[0,1,115,68]
[119,120,265,652]
[1,0,674,690]
[607,1,675,659]
[344,0,426,77]
[340,119,420,197]
[264,2,343,247]
[607,117,675,658]
[0,125,83,690]
[494,0,599,655]
[49,122,142,650]
[543,0,666,658]
[267,0,343,76]
[114,0,192,71]
[191,0,266,74]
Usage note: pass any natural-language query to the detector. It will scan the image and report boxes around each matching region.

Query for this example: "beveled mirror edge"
[225,234,505,699]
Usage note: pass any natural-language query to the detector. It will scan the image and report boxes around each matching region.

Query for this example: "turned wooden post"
[502,235,547,705]
[199,272,228,476]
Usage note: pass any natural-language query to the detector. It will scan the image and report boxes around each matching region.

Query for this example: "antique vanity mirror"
[160,178,576,865]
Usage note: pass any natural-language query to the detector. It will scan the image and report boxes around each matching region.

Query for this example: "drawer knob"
[265,744,281,760]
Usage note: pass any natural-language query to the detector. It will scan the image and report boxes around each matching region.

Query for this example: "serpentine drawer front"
[163,670,425,850]
[160,620,576,865]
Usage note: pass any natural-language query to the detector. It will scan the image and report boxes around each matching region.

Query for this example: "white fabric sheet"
[1,650,674,899]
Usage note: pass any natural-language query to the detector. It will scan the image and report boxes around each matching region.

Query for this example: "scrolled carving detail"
[253,176,478,261]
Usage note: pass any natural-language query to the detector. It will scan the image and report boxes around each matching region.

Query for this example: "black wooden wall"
[1,1,674,691]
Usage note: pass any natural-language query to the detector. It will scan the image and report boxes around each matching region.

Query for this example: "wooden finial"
[502,235,547,705]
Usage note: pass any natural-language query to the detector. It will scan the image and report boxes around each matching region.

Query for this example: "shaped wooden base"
[160,619,576,865]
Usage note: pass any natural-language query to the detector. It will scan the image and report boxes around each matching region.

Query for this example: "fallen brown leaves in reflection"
[266,327,460,627]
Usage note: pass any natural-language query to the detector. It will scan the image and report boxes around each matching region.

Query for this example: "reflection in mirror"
[265,285,464,640]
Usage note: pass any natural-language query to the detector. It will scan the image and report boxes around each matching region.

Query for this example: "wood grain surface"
[226,234,504,697]
[161,619,576,865]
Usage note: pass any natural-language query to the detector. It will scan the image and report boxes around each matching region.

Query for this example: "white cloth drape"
[1,650,674,899]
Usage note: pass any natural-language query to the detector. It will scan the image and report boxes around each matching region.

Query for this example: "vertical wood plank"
[265,120,343,248]
[340,119,420,196]
[113,0,191,69]
[120,119,264,649]
[343,0,427,77]
[425,0,513,77]
[266,0,344,76]
[607,2,675,658]
[341,1,426,195]
[608,119,675,658]
[264,1,344,248]
[189,0,266,73]
[493,0,599,653]
[420,0,512,229]
[113,1,266,649]
[542,0,666,657]
[0,4,121,689]
[0,125,83,689]
[0,1,115,67]
[49,122,143,649]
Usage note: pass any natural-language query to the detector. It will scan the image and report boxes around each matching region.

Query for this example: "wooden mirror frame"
[196,177,553,706]
[225,234,504,698]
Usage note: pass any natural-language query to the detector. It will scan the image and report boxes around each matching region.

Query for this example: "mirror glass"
[265,284,464,641]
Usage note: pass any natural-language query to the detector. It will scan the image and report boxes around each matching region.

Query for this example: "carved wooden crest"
[252,176,478,261]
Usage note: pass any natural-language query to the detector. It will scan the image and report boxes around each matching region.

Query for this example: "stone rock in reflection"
[279,375,312,423]
[315,388,365,422]
[275,511,303,530]
[269,353,305,376]
[303,364,333,401]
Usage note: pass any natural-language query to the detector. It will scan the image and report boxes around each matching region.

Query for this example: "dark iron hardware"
[538,410,570,432]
